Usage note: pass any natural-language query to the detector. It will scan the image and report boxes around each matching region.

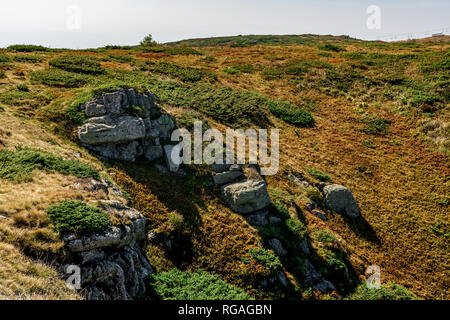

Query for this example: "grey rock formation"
[78,115,146,145]
[77,89,174,165]
[63,201,152,300]
[213,170,243,185]
[268,238,287,256]
[323,184,360,219]
[222,179,271,214]
[246,209,269,227]
[303,259,335,293]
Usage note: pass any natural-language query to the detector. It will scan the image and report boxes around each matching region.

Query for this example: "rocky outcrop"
[77,89,174,163]
[213,165,243,185]
[323,184,360,219]
[303,259,336,293]
[62,200,153,300]
[268,238,287,256]
[222,179,272,214]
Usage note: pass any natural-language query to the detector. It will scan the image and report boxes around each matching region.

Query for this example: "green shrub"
[0,146,99,182]
[306,187,325,207]
[143,61,216,82]
[0,70,5,79]
[362,114,391,135]
[268,101,314,127]
[250,248,282,274]
[105,54,134,63]
[149,269,251,300]
[176,110,209,132]
[306,167,331,182]
[314,229,337,243]
[286,219,308,238]
[0,53,12,63]
[17,84,29,92]
[348,282,416,300]
[31,69,88,88]
[49,55,105,75]
[319,44,346,52]
[47,201,110,236]
[14,55,42,63]
[7,45,49,52]
[142,46,203,56]
[231,63,255,74]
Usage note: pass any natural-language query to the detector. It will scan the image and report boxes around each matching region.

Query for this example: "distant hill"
[165,34,361,47]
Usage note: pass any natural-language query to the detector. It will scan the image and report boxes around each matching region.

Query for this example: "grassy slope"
[0,35,448,299]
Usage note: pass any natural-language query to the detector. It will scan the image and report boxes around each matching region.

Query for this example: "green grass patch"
[31,69,88,88]
[362,114,391,135]
[142,61,217,82]
[47,200,110,236]
[0,146,99,182]
[49,55,105,75]
[149,269,251,300]
[7,44,49,52]
[306,167,331,182]
[142,46,203,55]
[268,101,314,127]
[348,282,416,300]
[250,248,283,274]
[13,55,42,63]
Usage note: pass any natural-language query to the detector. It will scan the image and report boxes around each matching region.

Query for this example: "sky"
[0,0,448,48]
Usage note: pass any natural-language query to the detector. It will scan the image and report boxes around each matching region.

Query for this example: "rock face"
[303,259,336,293]
[78,89,175,163]
[63,200,153,300]
[268,238,287,256]
[222,179,271,214]
[323,184,360,219]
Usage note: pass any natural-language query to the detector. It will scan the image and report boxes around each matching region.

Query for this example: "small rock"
[246,210,269,227]
[268,238,287,256]
[213,170,243,185]
[312,209,328,221]
[323,184,360,219]
[268,216,282,224]
[222,179,271,214]
[210,163,231,173]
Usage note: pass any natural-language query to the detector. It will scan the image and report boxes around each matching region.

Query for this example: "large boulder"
[78,115,146,145]
[62,200,152,300]
[222,179,271,214]
[77,89,175,164]
[323,184,360,219]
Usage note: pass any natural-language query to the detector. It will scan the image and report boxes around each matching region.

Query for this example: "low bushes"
[348,282,416,300]
[142,46,203,56]
[306,167,331,182]
[49,55,105,75]
[268,101,314,127]
[7,45,49,52]
[250,248,282,274]
[149,269,251,300]
[47,201,110,236]
[143,61,217,82]
[14,55,42,63]
[0,146,99,182]
[31,69,88,88]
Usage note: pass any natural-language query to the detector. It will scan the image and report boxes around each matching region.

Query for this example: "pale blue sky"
[0,0,448,48]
